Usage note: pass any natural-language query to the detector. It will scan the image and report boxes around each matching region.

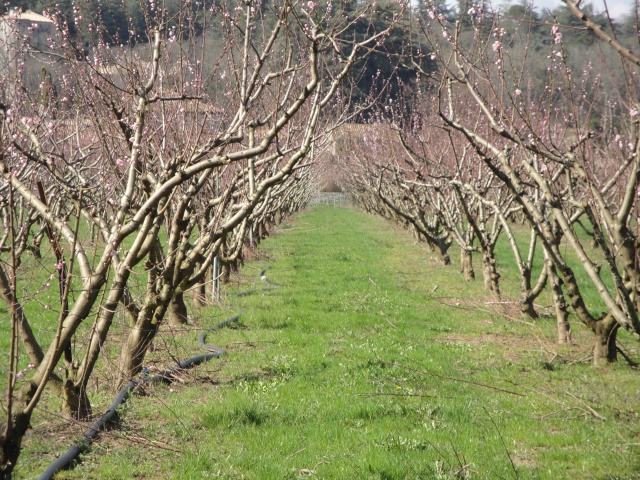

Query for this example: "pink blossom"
[515,89,521,96]
[307,1,315,10]
[630,109,638,117]
[492,41,501,53]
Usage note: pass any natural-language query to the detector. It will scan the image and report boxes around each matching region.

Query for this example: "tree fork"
[593,316,620,366]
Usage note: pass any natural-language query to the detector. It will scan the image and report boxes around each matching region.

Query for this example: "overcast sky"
[530,0,634,18]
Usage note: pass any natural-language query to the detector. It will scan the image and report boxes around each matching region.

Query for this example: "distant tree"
[344,0,434,108]
[421,0,640,362]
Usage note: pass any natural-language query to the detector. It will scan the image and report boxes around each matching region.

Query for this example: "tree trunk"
[0,383,36,480]
[481,251,500,294]
[30,231,43,259]
[167,291,188,325]
[518,264,538,319]
[118,312,161,385]
[519,295,538,319]
[593,315,619,366]
[435,240,451,266]
[222,261,231,284]
[460,249,475,280]
[548,263,571,344]
[259,222,269,239]
[62,379,92,420]
[192,270,207,307]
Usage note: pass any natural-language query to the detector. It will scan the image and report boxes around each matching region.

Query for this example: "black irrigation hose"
[236,268,281,296]
[38,316,238,480]
[198,314,240,354]
[39,268,279,480]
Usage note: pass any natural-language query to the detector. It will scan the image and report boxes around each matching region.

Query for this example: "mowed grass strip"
[29,207,639,479]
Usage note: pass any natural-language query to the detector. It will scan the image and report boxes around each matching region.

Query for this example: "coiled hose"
[38,268,279,480]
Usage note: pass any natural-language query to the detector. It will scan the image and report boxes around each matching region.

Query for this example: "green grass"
[12,207,640,479]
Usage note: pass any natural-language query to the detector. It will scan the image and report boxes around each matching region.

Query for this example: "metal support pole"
[212,255,220,301]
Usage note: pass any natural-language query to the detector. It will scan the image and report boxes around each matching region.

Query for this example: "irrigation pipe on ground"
[39,269,280,480]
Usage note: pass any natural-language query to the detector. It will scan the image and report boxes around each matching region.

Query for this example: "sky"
[530,0,634,18]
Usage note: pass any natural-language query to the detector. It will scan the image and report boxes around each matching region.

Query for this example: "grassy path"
[32,207,639,479]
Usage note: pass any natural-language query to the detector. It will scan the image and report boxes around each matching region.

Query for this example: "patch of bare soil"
[437,332,534,362]
[225,340,267,354]
[512,443,537,469]
[29,415,86,444]
[437,331,591,365]
[438,332,523,347]
[21,411,100,471]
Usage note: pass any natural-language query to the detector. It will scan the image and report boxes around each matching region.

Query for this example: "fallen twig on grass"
[379,310,397,329]
[561,389,606,420]
[564,349,593,365]
[431,296,536,327]
[449,441,470,478]
[285,447,306,461]
[356,392,452,399]
[452,463,471,477]
[538,407,591,420]
[387,362,525,397]
[299,460,329,476]
[483,406,520,480]
[503,375,606,421]
[531,332,559,362]
[114,431,183,453]
[474,305,536,327]
[39,408,184,454]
